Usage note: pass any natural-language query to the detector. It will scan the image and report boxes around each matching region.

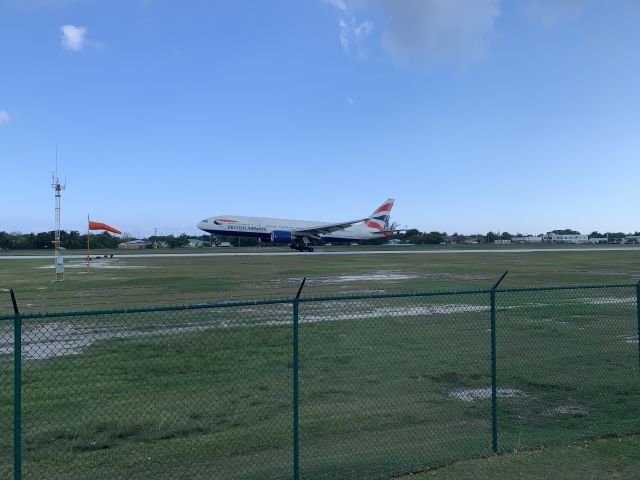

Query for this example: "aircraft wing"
[292,218,367,238]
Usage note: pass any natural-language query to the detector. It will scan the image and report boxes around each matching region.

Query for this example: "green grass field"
[2,246,640,314]
[1,247,639,479]
[402,433,640,479]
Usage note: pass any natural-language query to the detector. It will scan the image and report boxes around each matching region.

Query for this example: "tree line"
[365,229,640,245]
[0,231,130,250]
[0,231,265,249]
[2,228,639,250]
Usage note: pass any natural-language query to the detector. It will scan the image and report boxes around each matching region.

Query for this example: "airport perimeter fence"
[1,280,640,479]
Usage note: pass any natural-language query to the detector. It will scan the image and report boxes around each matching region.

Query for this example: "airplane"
[197,199,399,252]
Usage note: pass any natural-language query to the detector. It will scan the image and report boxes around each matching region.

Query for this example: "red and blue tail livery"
[197,198,398,251]
[365,199,395,235]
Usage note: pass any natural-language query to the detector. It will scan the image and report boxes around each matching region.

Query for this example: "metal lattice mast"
[51,158,65,281]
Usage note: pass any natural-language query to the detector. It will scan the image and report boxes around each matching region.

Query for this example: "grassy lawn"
[0,250,639,478]
[403,433,640,479]
[1,247,640,314]
[0,289,638,479]
[3,243,637,256]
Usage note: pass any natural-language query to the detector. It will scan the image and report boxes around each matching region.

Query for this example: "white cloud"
[338,17,374,54]
[324,0,501,67]
[60,24,87,51]
[526,0,588,26]
[323,0,347,11]
[0,111,11,126]
[2,0,88,8]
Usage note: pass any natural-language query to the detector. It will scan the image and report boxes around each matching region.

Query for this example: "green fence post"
[490,272,508,455]
[636,282,640,376]
[293,298,299,480]
[10,289,21,480]
[292,278,305,480]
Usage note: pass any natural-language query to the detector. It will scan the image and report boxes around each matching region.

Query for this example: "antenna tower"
[51,150,66,281]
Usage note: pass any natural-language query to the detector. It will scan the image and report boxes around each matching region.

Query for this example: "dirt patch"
[301,303,489,322]
[553,404,588,416]
[588,270,629,277]
[0,322,210,360]
[583,296,636,305]
[36,261,155,270]
[315,273,417,284]
[423,273,489,281]
[449,387,527,402]
[540,318,569,325]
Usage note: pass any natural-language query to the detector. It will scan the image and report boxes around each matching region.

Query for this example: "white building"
[588,237,608,244]
[512,236,543,244]
[187,238,206,248]
[624,236,640,244]
[118,240,151,249]
[493,239,511,245]
[544,233,588,244]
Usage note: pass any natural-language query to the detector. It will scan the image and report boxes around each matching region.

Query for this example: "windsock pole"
[86,214,90,273]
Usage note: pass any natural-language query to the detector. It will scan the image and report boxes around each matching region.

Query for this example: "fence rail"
[2,282,639,479]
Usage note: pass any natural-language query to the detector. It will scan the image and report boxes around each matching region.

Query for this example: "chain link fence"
[1,282,639,479]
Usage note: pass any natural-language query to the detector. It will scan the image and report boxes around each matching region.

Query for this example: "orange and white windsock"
[88,221,122,235]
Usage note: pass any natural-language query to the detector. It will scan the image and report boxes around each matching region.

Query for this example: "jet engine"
[271,230,293,243]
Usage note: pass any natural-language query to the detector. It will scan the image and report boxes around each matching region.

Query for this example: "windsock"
[88,221,122,235]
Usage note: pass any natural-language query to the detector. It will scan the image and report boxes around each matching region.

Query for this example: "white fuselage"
[197,215,384,242]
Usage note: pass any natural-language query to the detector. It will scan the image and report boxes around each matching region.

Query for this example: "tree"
[400,229,422,244]
[605,232,626,243]
[0,231,11,249]
[88,232,120,249]
[550,229,580,235]
[423,231,445,244]
[62,231,84,249]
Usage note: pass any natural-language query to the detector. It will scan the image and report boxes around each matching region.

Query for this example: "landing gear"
[289,242,314,252]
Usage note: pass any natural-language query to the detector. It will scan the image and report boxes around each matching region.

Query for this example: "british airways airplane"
[197,199,397,252]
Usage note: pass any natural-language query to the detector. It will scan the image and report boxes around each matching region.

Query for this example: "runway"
[1,247,638,260]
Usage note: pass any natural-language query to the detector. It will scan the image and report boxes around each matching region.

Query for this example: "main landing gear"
[290,242,314,252]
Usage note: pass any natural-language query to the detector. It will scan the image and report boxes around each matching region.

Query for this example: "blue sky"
[1,0,639,237]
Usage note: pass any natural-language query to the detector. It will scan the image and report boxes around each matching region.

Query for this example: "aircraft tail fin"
[365,199,395,236]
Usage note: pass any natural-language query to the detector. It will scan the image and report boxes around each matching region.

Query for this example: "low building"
[512,236,543,244]
[493,239,511,245]
[445,236,477,244]
[588,237,608,244]
[118,240,151,249]
[624,236,640,244]
[187,238,206,248]
[385,239,413,246]
[544,233,589,244]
